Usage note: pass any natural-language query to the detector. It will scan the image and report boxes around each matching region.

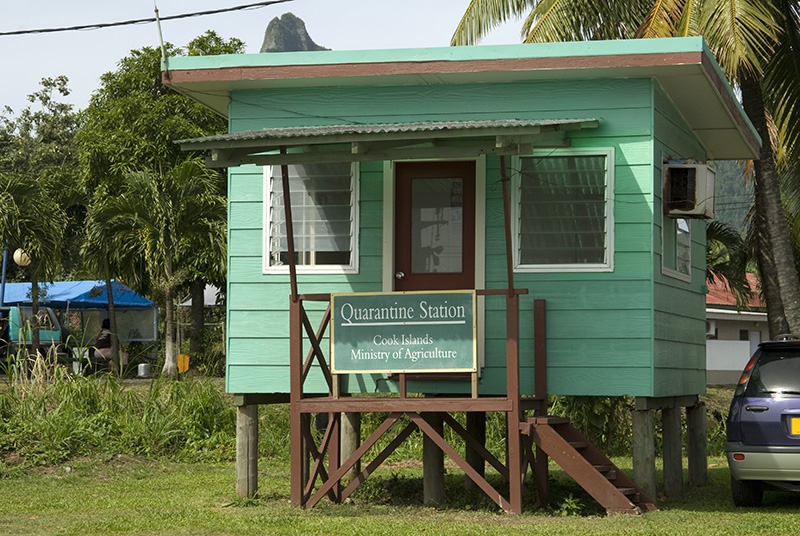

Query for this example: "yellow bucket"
[178,354,189,373]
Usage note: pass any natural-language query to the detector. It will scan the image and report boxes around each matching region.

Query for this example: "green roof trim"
[166,36,709,71]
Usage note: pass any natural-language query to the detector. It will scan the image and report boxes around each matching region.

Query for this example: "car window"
[744,350,800,397]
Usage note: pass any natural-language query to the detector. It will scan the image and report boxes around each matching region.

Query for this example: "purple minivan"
[726,337,800,506]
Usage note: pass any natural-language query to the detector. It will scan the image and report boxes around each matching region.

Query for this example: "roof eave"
[164,39,760,161]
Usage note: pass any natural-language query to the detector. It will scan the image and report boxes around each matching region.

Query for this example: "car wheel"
[731,476,763,507]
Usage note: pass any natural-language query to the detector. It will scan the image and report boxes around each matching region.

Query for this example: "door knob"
[395,271,405,280]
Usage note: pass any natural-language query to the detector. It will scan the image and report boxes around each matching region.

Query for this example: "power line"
[0,0,293,37]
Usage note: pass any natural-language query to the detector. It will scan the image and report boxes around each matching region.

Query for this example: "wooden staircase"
[521,416,658,515]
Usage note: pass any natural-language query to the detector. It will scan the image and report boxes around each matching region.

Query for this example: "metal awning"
[176,118,599,167]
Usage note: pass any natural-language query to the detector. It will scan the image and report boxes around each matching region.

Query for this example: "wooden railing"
[288,289,548,513]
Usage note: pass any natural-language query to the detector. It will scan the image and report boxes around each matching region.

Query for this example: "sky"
[1,0,525,116]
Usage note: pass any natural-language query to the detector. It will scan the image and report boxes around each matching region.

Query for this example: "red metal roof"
[706,273,764,309]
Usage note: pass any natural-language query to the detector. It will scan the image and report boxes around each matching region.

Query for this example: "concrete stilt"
[687,401,708,487]
[465,411,486,490]
[632,407,656,499]
[235,404,259,497]
[341,412,361,482]
[662,406,684,496]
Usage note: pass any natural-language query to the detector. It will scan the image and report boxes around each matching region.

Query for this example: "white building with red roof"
[706,273,767,383]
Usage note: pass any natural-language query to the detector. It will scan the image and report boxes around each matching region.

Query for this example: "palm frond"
[636,0,684,38]
[699,0,780,79]
[521,0,652,42]
[451,0,537,46]
[706,219,752,306]
[763,1,800,166]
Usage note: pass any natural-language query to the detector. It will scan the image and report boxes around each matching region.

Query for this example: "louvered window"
[515,149,613,271]
[264,163,358,273]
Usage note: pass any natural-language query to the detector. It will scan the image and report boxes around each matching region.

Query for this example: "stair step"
[528,416,571,425]
[617,487,641,503]
[593,465,616,479]
[529,419,657,515]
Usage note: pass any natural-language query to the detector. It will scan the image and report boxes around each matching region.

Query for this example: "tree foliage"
[453,0,800,336]
[0,77,79,282]
[91,159,226,377]
[74,31,242,373]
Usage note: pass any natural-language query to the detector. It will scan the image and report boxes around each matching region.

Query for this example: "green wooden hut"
[166,36,758,513]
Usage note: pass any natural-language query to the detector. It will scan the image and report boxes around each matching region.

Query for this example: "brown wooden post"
[329,412,341,502]
[500,156,523,513]
[499,156,515,296]
[506,293,523,513]
[280,148,298,302]
[662,406,684,496]
[289,298,304,506]
[532,299,549,505]
[533,300,547,401]
[283,148,305,506]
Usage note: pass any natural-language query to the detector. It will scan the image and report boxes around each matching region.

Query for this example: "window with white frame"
[662,216,691,280]
[263,162,358,273]
[514,148,614,271]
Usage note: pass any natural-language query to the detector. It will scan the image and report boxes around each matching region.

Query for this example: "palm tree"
[0,78,76,363]
[80,181,144,375]
[92,159,226,378]
[707,220,752,305]
[0,173,67,363]
[452,0,800,337]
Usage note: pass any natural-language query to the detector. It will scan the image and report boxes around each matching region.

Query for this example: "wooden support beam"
[307,412,404,508]
[442,412,508,480]
[464,412,486,490]
[632,407,656,500]
[534,299,547,400]
[422,412,445,505]
[295,396,513,413]
[662,407,684,497]
[289,298,304,506]
[687,401,708,487]
[409,412,512,512]
[235,404,258,498]
[340,422,418,502]
[340,412,361,483]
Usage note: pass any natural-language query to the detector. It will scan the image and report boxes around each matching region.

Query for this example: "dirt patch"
[107,453,154,466]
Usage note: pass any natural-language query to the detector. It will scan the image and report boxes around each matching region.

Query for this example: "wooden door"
[394,161,476,291]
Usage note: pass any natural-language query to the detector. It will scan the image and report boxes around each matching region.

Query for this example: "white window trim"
[661,216,692,283]
[262,162,360,275]
[512,147,615,273]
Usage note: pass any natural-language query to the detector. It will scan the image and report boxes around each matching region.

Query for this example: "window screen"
[265,162,357,271]
[516,151,611,269]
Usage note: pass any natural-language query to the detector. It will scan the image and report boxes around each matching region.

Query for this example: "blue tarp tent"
[3,280,154,309]
[2,280,158,342]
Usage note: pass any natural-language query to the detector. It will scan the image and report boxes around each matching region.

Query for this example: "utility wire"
[0,0,293,36]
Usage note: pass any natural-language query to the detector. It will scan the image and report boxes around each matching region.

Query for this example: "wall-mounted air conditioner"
[706,320,716,338]
[663,163,715,219]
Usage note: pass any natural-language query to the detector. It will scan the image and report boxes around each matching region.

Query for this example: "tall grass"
[0,352,733,477]
[0,356,238,471]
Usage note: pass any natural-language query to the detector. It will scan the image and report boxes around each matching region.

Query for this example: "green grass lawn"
[3,455,800,536]
[1,376,791,535]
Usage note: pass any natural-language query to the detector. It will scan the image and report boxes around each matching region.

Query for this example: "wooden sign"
[330,290,476,374]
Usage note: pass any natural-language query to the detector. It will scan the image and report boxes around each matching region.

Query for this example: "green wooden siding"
[225,77,709,398]
[651,84,708,396]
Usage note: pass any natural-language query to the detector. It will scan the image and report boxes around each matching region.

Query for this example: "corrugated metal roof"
[706,273,763,309]
[176,119,597,145]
